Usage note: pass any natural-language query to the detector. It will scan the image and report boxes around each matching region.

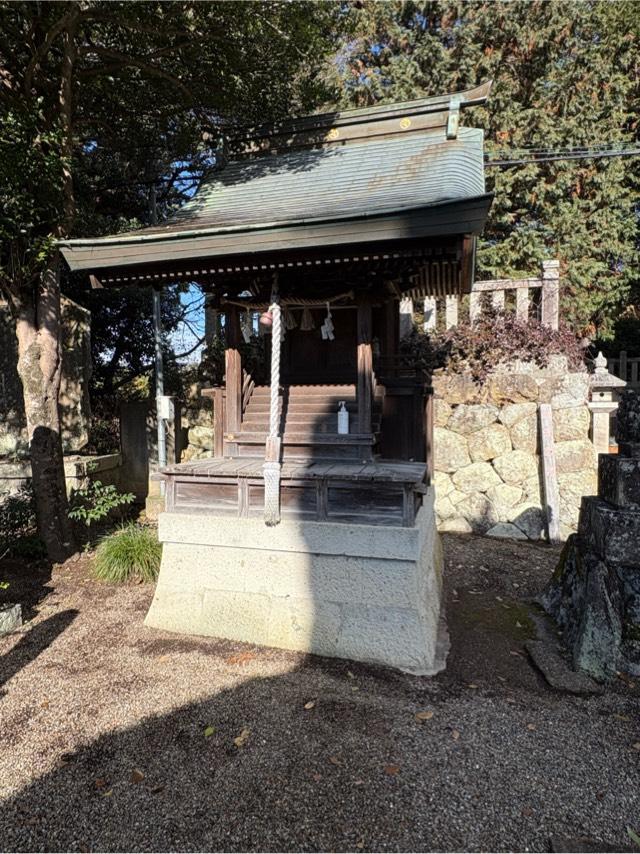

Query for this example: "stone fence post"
[588,352,626,455]
[541,260,560,330]
[399,296,414,339]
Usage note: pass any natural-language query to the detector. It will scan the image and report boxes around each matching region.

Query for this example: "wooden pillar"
[383,297,398,357]
[225,305,242,434]
[357,297,373,434]
[204,293,220,342]
[212,388,225,457]
[425,391,434,484]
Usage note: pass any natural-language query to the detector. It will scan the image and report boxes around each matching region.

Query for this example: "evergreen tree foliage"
[326,1,640,338]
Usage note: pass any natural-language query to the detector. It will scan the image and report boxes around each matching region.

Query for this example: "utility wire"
[486,142,640,167]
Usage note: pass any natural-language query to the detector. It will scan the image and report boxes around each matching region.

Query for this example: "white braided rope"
[264,297,282,525]
[269,301,281,439]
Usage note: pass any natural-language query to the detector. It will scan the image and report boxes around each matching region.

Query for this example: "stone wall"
[181,402,214,462]
[0,453,123,503]
[0,297,91,456]
[432,357,597,541]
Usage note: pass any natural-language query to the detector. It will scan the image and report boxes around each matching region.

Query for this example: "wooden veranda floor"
[161,457,427,484]
[159,458,428,527]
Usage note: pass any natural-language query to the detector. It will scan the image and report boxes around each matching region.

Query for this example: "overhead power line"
[485,142,640,167]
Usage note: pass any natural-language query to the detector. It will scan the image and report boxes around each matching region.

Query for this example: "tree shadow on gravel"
[0,609,78,694]
[0,635,638,854]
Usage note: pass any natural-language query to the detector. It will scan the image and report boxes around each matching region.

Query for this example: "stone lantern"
[588,351,626,455]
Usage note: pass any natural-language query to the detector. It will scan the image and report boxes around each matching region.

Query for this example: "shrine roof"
[59,82,493,284]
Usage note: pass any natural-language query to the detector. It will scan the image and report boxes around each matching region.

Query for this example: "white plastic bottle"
[337,401,349,435]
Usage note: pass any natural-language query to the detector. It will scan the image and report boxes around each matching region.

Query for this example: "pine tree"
[327,0,640,339]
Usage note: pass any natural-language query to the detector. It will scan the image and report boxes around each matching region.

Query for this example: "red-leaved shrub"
[401,312,586,383]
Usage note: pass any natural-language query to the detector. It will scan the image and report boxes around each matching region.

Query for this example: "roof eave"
[60,194,493,278]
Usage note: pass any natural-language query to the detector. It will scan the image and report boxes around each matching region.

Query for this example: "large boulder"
[485,522,528,540]
[493,450,540,485]
[552,406,590,442]
[508,502,546,539]
[452,461,502,494]
[486,482,524,521]
[467,423,512,462]
[188,425,214,450]
[433,428,471,473]
[434,399,452,428]
[554,439,597,474]
[498,402,537,429]
[432,470,454,497]
[488,373,539,404]
[455,492,499,533]
[432,373,482,404]
[510,413,538,454]
[448,404,499,435]
[548,372,590,409]
[439,517,473,534]
[435,495,459,520]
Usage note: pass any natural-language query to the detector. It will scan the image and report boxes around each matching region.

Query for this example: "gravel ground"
[0,534,638,853]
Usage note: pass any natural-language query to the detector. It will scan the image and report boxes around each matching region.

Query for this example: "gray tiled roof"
[151,126,485,235]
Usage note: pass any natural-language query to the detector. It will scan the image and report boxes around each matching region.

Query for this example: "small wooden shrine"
[60,83,492,673]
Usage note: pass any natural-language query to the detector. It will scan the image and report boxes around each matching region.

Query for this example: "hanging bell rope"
[263,275,282,526]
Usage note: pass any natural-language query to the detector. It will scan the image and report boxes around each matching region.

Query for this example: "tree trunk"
[15,256,75,561]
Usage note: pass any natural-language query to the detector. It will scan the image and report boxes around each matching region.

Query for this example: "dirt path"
[0,535,638,852]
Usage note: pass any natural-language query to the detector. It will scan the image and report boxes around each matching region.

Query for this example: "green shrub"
[69,478,135,535]
[93,524,161,583]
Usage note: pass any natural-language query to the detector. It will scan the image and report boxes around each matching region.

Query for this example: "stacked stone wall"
[432,357,597,541]
[181,404,214,462]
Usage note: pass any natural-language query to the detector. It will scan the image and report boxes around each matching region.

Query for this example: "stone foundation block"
[146,495,445,675]
[579,497,640,566]
[598,455,640,510]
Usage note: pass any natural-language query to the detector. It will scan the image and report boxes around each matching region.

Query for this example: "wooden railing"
[241,370,255,414]
[201,386,226,457]
[421,259,560,332]
[607,352,640,389]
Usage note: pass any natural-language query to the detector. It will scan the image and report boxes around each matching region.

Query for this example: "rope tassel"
[263,284,282,526]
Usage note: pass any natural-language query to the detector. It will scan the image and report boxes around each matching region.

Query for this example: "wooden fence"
[416,259,560,332]
[606,352,640,389]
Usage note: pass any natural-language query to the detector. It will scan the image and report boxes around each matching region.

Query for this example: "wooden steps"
[226,383,381,461]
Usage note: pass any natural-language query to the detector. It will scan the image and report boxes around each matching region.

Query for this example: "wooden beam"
[213,388,225,458]
[459,235,475,293]
[383,296,399,356]
[225,305,242,435]
[357,297,373,434]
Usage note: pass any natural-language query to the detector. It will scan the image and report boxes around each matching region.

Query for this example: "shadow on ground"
[0,535,638,852]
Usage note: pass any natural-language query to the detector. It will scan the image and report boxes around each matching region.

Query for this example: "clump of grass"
[93,524,161,583]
